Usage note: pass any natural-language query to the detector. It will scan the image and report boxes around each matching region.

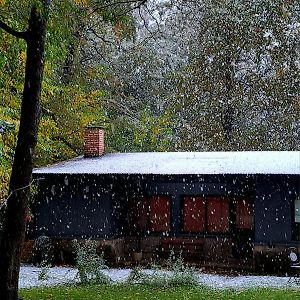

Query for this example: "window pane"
[207,197,229,233]
[183,196,205,232]
[236,198,254,229]
[292,199,300,241]
[150,196,170,232]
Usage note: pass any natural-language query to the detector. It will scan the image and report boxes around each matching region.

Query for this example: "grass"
[20,285,300,300]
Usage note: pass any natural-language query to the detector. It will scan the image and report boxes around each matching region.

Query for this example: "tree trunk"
[0,2,49,299]
[62,26,83,84]
[221,51,235,147]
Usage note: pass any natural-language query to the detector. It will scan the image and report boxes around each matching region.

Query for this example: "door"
[232,197,254,259]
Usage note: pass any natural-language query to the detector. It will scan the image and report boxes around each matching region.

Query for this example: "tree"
[0,1,50,298]
[0,0,154,200]
[173,0,300,151]
[0,1,148,299]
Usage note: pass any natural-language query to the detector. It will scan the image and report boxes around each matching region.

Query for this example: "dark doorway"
[232,198,254,259]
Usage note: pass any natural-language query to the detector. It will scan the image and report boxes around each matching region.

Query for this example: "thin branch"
[0,20,27,39]
[0,179,40,211]
[88,0,148,18]
[143,4,162,34]
[53,136,81,155]
[137,5,162,41]
[85,26,115,44]
[80,36,110,62]
[111,0,149,19]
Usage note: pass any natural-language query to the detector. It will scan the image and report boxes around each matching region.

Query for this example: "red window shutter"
[183,197,206,232]
[207,197,229,233]
[149,196,170,232]
[236,198,254,229]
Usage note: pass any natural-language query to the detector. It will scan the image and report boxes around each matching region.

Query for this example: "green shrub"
[72,240,111,285]
[127,250,197,287]
[127,266,148,283]
[166,250,197,286]
[33,235,54,266]
[38,266,50,281]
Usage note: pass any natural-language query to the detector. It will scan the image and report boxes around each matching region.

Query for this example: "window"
[292,199,300,241]
[149,196,171,232]
[207,197,229,233]
[183,196,229,233]
[183,196,205,232]
[128,196,171,233]
[236,198,254,230]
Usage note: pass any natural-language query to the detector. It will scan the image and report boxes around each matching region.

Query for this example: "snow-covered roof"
[33,151,300,175]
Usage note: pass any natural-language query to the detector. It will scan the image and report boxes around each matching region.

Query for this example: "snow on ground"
[196,273,296,289]
[20,266,78,288]
[19,265,300,290]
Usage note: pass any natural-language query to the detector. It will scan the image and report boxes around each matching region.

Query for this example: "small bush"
[127,266,148,283]
[33,235,54,266]
[38,266,50,281]
[72,239,111,285]
[127,250,197,287]
[166,250,197,286]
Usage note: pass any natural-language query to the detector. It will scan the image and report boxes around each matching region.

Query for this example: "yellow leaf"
[152,127,159,135]
[19,51,26,63]
[74,0,88,7]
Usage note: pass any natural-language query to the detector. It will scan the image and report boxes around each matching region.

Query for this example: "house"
[26,127,300,272]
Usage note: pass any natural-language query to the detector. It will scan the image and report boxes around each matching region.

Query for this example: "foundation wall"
[22,235,252,271]
[22,238,125,266]
[123,236,235,266]
[253,244,300,274]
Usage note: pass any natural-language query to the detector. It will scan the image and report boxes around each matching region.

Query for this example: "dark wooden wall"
[32,173,299,246]
[33,175,118,239]
[254,175,299,245]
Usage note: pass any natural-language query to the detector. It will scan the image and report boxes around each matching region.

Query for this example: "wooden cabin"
[26,128,300,272]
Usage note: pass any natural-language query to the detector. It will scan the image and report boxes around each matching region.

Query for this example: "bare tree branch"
[137,5,163,42]
[86,26,115,44]
[88,0,148,18]
[0,20,27,39]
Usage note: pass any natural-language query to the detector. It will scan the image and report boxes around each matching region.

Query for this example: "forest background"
[1,0,299,202]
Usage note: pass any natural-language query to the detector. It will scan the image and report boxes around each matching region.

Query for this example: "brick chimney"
[84,127,104,157]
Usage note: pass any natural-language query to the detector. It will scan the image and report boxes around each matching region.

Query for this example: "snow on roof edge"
[33,151,300,175]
